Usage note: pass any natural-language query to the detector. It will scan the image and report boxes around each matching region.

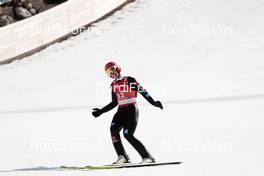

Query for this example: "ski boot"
[112,155,131,165]
[140,156,155,164]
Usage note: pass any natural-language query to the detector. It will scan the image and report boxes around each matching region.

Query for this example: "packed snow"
[0,0,264,175]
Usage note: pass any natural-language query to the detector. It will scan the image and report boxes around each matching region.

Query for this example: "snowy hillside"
[0,0,264,175]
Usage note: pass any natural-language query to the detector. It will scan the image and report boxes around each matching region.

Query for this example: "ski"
[60,161,183,171]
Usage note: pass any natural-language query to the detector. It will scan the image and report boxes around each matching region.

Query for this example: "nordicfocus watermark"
[28,24,97,36]
[161,140,235,152]
[112,83,142,93]
[95,82,168,94]
[30,140,104,152]
[162,23,234,35]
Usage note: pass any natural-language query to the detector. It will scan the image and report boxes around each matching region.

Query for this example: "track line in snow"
[1,93,263,114]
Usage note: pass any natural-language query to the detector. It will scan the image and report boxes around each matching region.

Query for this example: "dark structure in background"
[0,0,67,27]
[44,0,66,4]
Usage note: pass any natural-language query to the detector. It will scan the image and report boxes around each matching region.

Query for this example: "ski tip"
[152,161,183,164]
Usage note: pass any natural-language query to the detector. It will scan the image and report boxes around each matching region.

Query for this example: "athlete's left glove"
[92,108,103,118]
[153,101,163,110]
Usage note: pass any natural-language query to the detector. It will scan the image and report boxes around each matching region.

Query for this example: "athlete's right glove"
[92,108,103,118]
[153,101,163,110]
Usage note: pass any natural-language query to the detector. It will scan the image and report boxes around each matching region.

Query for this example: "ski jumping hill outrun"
[0,0,264,176]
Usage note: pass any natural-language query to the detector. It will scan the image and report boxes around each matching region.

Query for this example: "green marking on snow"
[60,165,115,170]
[83,165,115,170]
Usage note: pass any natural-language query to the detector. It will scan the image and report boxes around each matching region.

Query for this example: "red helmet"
[105,61,121,73]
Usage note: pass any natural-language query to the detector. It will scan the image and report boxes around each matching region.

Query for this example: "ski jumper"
[99,76,157,159]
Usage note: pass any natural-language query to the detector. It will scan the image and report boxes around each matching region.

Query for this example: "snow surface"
[0,0,264,175]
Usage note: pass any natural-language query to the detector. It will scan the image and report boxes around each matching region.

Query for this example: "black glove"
[92,108,103,118]
[153,101,163,109]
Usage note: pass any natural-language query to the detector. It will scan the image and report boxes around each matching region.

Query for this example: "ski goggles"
[105,66,117,77]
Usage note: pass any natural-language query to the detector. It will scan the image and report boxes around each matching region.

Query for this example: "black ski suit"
[92,76,163,160]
